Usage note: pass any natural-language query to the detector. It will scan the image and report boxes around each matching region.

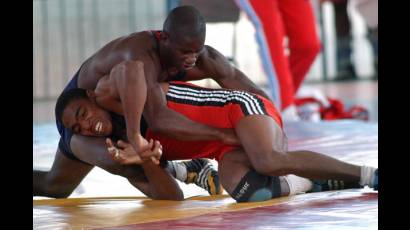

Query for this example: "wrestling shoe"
[183,159,223,195]
[308,179,362,193]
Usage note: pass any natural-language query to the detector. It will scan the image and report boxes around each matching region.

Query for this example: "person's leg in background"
[333,0,357,80]
[278,0,321,94]
[235,0,321,121]
[236,0,294,118]
[353,0,378,79]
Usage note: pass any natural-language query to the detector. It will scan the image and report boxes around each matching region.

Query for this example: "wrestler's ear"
[85,90,97,103]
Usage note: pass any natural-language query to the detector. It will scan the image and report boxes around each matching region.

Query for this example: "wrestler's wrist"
[127,130,141,140]
[128,133,145,144]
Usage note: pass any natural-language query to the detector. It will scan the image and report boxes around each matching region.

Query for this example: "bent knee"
[293,40,321,57]
[252,151,290,176]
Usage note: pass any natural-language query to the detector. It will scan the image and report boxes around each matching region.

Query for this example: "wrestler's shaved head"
[163,6,206,42]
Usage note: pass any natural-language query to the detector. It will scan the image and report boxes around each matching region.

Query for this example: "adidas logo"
[235,181,250,199]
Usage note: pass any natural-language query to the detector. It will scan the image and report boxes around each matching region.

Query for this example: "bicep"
[218,68,260,90]
[201,46,239,88]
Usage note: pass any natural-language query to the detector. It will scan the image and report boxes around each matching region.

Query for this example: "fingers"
[151,140,162,165]
[140,140,162,165]
[140,139,154,152]
[106,138,148,165]
[115,153,144,165]
[106,138,114,148]
[117,140,130,149]
[106,138,118,157]
[152,140,162,158]
[108,138,163,165]
[109,146,144,165]
[148,139,154,149]
[107,144,120,160]
[106,138,128,162]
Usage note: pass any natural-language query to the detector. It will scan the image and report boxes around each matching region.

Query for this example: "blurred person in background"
[321,0,377,80]
[235,0,321,121]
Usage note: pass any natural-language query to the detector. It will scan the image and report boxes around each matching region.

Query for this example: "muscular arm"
[96,61,148,153]
[105,138,183,200]
[70,135,183,200]
[113,62,146,145]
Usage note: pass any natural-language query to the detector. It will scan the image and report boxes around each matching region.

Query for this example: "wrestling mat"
[33,120,378,229]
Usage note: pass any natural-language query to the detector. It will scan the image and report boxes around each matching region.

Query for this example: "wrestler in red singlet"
[145,81,283,161]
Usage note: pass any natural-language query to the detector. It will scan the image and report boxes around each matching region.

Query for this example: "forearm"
[112,61,147,147]
[141,161,184,200]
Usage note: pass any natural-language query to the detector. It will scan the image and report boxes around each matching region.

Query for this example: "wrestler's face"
[62,93,113,137]
[163,33,205,71]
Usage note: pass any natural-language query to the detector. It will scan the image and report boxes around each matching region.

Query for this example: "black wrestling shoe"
[308,179,362,193]
[183,159,223,195]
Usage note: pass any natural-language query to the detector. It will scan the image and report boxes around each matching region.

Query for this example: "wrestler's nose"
[79,119,91,131]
